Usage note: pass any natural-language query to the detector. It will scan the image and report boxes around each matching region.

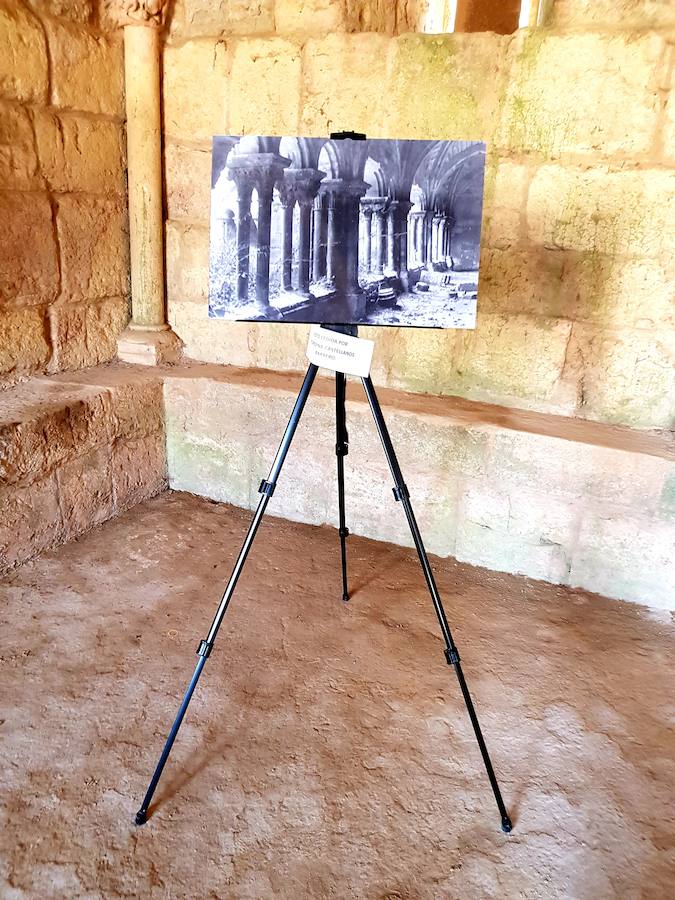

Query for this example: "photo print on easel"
[208,136,486,329]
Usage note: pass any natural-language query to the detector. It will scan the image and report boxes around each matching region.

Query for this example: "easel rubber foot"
[501,815,513,834]
[135,809,148,826]
[342,592,349,603]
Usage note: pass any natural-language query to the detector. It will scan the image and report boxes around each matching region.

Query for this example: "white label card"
[306,325,374,378]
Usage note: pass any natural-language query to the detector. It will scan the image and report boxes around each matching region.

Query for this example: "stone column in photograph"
[277,177,295,292]
[312,194,324,283]
[393,201,412,289]
[409,210,424,267]
[323,181,346,284]
[424,210,435,267]
[386,203,396,273]
[373,200,388,276]
[110,0,181,364]
[341,180,369,319]
[229,153,289,314]
[282,169,324,295]
[432,213,444,264]
[229,173,254,304]
[360,201,374,275]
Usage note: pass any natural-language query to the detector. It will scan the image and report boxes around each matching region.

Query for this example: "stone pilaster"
[108,0,182,365]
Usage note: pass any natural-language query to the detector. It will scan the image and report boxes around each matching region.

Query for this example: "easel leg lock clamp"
[335,441,349,457]
[258,479,276,497]
[196,640,213,659]
[445,647,461,666]
[393,484,410,502]
[338,526,350,538]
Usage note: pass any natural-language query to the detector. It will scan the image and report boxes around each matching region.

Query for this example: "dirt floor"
[0,491,673,899]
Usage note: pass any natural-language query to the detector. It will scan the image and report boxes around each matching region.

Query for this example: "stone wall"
[0,0,129,386]
[0,367,167,573]
[163,0,675,431]
[165,366,675,609]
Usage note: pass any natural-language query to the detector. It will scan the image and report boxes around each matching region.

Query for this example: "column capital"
[228,152,290,199]
[282,168,325,207]
[104,0,169,28]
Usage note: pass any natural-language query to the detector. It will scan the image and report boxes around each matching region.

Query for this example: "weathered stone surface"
[383,33,508,141]
[34,111,125,194]
[549,0,675,28]
[0,0,48,103]
[482,160,529,250]
[56,446,114,536]
[163,40,229,140]
[301,33,391,136]
[165,142,212,221]
[478,247,571,320]
[112,430,167,511]
[229,37,302,135]
[567,324,675,429]
[489,429,672,511]
[0,191,59,306]
[0,101,41,190]
[166,221,209,304]
[0,475,62,570]
[56,195,129,301]
[45,19,124,117]
[663,89,675,165]
[0,381,116,486]
[455,518,571,584]
[169,0,275,37]
[498,31,665,157]
[50,297,130,371]
[527,165,675,257]
[28,0,93,23]
[0,307,50,380]
[276,0,347,33]
[571,512,675,609]
[110,380,164,438]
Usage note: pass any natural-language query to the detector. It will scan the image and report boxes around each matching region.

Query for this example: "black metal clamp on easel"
[133,134,513,835]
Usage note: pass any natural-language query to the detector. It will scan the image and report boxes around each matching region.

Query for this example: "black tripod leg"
[335,371,349,602]
[134,363,319,825]
[361,375,512,834]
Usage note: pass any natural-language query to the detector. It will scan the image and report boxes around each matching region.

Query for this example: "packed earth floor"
[0,491,673,899]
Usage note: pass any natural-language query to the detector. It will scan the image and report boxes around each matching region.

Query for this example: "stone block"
[45,19,124,117]
[478,247,573,320]
[49,297,130,372]
[112,431,167,512]
[489,429,673,512]
[229,37,302,135]
[163,40,230,141]
[392,313,573,410]
[0,381,116,486]
[27,0,93,23]
[0,0,48,103]
[566,324,675,429]
[0,475,62,571]
[56,195,129,301]
[0,101,41,190]
[275,0,347,33]
[570,511,675,609]
[56,446,114,537]
[455,518,571,585]
[33,111,125,195]
[383,33,509,141]
[482,160,529,251]
[166,221,210,305]
[659,470,675,520]
[0,307,50,380]
[498,31,665,157]
[111,379,165,438]
[165,142,212,221]
[0,191,59,306]
[301,33,391,136]
[664,90,675,165]
[527,165,675,258]
[169,0,275,37]
[549,0,675,28]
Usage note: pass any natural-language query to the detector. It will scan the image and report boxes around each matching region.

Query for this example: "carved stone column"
[432,213,444,263]
[341,180,368,318]
[373,200,388,276]
[386,203,396,273]
[360,202,374,274]
[230,173,253,304]
[108,0,181,365]
[321,180,345,284]
[282,169,324,295]
[312,194,324,283]
[392,200,412,289]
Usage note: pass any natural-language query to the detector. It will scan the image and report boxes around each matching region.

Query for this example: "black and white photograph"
[208,135,486,328]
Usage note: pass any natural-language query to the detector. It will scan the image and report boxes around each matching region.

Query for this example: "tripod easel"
[134,333,513,833]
